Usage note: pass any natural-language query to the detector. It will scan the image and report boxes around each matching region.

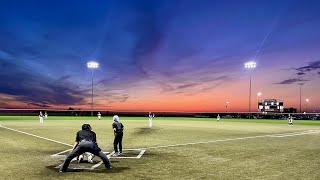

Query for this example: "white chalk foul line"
[143,130,320,149]
[0,125,72,147]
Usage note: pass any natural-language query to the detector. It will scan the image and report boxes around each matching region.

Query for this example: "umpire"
[112,115,124,156]
[59,124,112,172]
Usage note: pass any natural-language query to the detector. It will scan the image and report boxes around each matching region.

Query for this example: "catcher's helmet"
[82,124,92,131]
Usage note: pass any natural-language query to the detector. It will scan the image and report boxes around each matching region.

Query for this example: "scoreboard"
[258,99,284,112]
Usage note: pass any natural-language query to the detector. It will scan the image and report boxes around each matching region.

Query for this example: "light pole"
[306,98,309,113]
[298,83,304,113]
[226,101,229,112]
[87,61,99,116]
[244,61,256,119]
[257,92,262,111]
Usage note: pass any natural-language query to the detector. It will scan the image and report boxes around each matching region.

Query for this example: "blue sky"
[0,0,320,111]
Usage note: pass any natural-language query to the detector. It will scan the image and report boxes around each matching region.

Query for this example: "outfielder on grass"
[217,114,220,122]
[39,111,44,124]
[288,115,294,126]
[59,124,112,172]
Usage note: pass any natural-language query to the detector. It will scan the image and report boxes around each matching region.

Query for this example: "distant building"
[258,99,284,112]
[283,107,297,113]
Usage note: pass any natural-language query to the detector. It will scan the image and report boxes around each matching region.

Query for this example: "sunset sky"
[0,0,320,112]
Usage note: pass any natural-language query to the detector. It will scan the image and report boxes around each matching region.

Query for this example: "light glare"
[244,61,257,69]
[87,61,99,69]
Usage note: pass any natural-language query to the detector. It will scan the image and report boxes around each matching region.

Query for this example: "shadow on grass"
[46,165,130,174]
[95,166,131,174]
[133,127,161,135]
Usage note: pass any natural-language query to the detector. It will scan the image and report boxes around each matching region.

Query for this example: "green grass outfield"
[1,115,320,125]
[0,117,320,180]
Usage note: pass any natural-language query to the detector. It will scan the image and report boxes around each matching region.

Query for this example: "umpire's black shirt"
[76,130,97,142]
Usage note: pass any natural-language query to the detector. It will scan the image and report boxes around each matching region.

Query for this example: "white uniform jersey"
[149,113,154,128]
[39,113,44,124]
[289,117,293,123]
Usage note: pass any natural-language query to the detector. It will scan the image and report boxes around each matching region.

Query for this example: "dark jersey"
[75,130,97,142]
[112,122,124,133]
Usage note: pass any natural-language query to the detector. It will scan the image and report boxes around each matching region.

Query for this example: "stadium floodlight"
[87,61,99,116]
[226,101,230,112]
[306,98,309,113]
[244,61,257,118]
[257,92,262,112]
[298,83,304,113]
[87,61,99,69]
[244,61,257,69]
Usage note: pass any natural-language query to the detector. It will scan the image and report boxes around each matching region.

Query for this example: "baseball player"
[39,111,44,124]
[112,115,124,156]
[217,114,220,122]
[288,114,294,126]
[149,112,154,128]
[97,112,101,120]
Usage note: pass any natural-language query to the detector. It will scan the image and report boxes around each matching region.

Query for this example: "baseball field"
[1,116,320,180]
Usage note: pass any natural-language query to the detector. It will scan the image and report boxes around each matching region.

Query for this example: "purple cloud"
[0,58,86,107]
[297,72,306,76]
[275,78,308,85]
[296,61,320,73]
